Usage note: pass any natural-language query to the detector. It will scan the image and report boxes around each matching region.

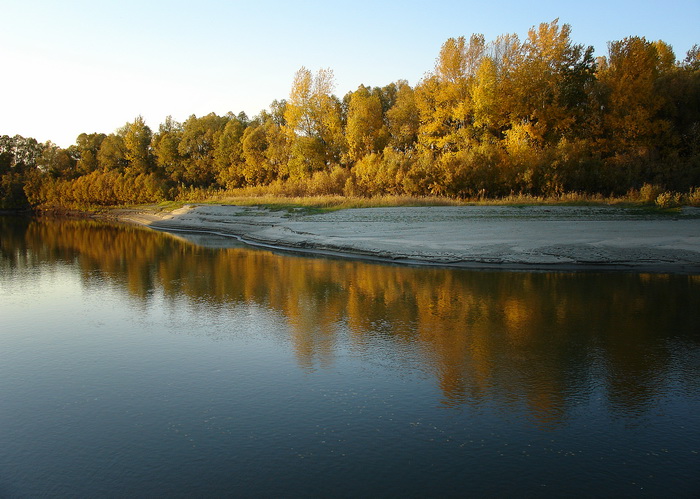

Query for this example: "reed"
[139,185,700,213]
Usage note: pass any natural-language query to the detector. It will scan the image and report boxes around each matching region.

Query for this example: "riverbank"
[113,204,700,273]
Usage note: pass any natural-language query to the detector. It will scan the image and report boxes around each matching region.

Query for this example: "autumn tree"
[268,99,288,126]
[514,20,586,143]
[259,117,290,180]
[471,56,499,132]
[122,116,153,175]
[0,135,43,209]
[595,37,676,188]
[345,85,388,162]
[177,113,229,186]
[676,46,700,162]
[601,37,670,152]
[284,67,344,177]
[97,133,127,172]
[386,80,419,151]
[0,135,42,172]
[151,116,184,182]
[214,115,247,188]
[415,34,485,153]
[75,133,106,175]
[504,20,598,193]
[481,33,523,135]
[239,119,286,185]
[38,141,75,178]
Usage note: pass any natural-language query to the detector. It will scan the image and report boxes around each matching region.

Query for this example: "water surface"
[1,216,699,497]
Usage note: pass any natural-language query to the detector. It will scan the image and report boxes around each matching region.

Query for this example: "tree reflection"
[5,216,699,423]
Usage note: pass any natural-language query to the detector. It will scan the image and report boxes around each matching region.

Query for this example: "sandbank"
[116,204,700,273]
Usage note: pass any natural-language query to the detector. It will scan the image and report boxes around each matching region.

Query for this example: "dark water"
[1,216,699,497]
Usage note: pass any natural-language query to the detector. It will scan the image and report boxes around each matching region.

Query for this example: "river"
[1,215,699,497]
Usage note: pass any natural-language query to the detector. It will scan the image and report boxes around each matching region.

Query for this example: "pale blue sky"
[1,0,698,147]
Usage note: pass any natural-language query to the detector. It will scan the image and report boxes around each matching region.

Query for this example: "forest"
[1,20,699,211]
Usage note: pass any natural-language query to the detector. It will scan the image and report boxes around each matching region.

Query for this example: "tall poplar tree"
[284,67,344,176]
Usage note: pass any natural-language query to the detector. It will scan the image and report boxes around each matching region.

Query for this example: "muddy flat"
[118,204,700,273]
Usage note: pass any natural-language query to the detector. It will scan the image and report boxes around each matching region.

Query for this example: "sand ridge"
[117,204,700,273]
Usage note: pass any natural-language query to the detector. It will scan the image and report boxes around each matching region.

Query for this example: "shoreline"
[112,204,700,274]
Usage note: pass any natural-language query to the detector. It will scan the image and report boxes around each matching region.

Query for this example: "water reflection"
[2,216,699,423]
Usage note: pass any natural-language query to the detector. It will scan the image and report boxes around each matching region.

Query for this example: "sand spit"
[116,204,700,273]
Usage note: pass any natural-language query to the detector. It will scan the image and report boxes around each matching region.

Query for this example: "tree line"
[2,20,699,210]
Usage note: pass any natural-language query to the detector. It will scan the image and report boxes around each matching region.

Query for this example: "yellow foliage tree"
[345,85,389,162]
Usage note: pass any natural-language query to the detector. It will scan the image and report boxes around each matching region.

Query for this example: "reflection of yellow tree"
[12,217,700,422]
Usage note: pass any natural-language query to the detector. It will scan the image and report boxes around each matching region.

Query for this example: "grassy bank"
[147,185,700,215]
[25,183,698,216]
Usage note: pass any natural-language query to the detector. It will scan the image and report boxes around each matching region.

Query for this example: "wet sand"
[117,204,700,273]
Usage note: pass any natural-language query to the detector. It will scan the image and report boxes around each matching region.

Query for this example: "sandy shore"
[116,204,700,273]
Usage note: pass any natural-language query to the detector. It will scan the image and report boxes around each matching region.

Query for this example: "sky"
[1,0,698,148]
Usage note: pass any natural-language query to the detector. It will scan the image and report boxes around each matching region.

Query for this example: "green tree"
[261,119,290,179]
[151,116,184,182]
[177,113,229,186]
[215,116,247,188]
[0,135,44,209]
[239,121,284,185]
[75,133,106,175]
[0,135,42,172]
[38,141,75,178]
[97,134,127,172]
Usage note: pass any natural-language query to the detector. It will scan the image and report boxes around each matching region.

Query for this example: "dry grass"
[213,194,464,211]
[162,182,700,212]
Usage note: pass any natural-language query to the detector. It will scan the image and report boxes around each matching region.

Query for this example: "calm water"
[1,215,699,497]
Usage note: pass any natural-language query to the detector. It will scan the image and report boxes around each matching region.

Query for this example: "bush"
[306,166,349,196]
[655,191,681,208]
[639,183,664,203]
[686,187,700,207]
